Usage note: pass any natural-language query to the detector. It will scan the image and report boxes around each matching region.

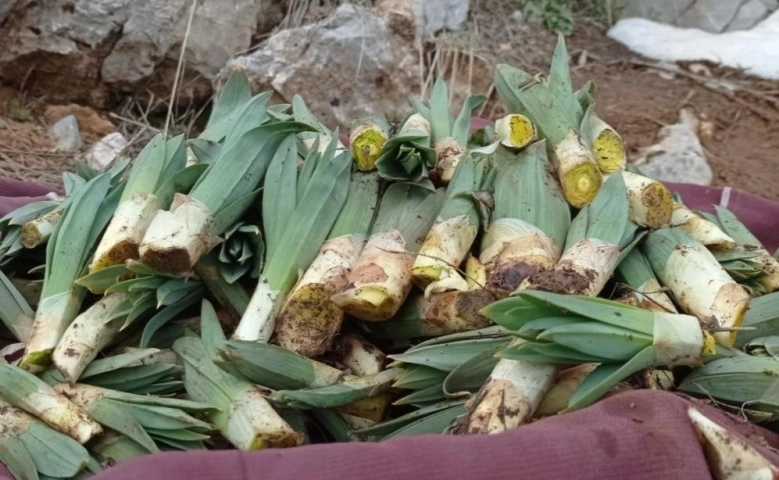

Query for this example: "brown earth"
[1,11,778,199]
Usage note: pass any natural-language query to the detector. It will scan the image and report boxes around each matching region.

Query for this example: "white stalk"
[412,215,477,296]
[553,130,603,209]
[495,114,537,150]
[12,384,102,444]
[20,208,62,249]
[89,194,161,273]
[480,219,562,296]
[432,137,465,184]
[331,230,415,322]
[22,289,85,371]
[139,193,222,275]
[231,277,279,342]
[621,171,673,229]
[52,294,128,384]
[688,407,779,480]
[584,114,626,174]
[663,246,750,347]
[672,203,735,249]
[223,386,303,450]
[275,234,366,357]
[463,339,556,434]
[339,335,384,376]
[652,311,707,367]
[522,238,620,297]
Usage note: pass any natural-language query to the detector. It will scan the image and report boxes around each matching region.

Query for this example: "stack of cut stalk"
[0,37,776,480]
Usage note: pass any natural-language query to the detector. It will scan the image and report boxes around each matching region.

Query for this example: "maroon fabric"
[0,177,61,218]
[76,391,779,480]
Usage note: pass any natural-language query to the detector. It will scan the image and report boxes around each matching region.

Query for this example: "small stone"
[420,0,470,35]
[511,10,524,23]
[44,104,115,142]
[632,109,713,186]
[85,132,128,172]
[50,115,83,152]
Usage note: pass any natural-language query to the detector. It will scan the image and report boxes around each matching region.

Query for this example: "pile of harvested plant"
[0,37,776,480]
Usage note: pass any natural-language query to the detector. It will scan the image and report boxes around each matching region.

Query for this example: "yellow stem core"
[351,129,387,172]
[562,162,602,208]
[593,129,626,173]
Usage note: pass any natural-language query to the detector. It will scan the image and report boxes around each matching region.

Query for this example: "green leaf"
[140,290,202,348]
[568,346,658,410]
[154,164,209,208]
[389,337,509,372]
[88,399,157,453]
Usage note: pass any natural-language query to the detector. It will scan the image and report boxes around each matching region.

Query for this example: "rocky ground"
[1,0,778,199]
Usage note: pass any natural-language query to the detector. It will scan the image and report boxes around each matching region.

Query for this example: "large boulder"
[0,0,285,107]
[223,3,422,129]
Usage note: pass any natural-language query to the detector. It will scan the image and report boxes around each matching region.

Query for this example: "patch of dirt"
[0,87,71,189]
[566,27,779,200]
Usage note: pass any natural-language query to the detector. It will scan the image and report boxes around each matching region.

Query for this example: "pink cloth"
[47,390,779,480]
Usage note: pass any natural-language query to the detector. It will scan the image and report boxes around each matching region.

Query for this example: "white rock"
[607,10,779,80]
[632,109,713,186]
[223,4,420,128]
[85,132,128,172]
[50,115,83,152]
[419,0,470,35]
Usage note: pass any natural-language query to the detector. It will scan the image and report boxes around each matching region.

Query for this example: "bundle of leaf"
[331,183,446,322]
[20,174,121,370]
[678,354,778,424]
[138,106,313,275]
[0,365,104,444]
[732,291,779,348]
[479,141,571,298]
[274,171,381,357]
[412,78,486,184]
[231,136,352,342]
[483,290,719,411]
[54,383,213,452]
[699,206,779,296]
[173,335,303,450]
[53,267,204,384]
[349,115,391,172]
[494,36,602,208]
[0,268,34,344]
[291,95,347,155]
[642,227,751,348]
[521,172,640,297]
[88,135,188,274]
[0,197,61,263]
[375,114,436,184]
[0,398,92,480]
[387,326,511,408]
[188,68,285,165]
[411,153,490,296]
